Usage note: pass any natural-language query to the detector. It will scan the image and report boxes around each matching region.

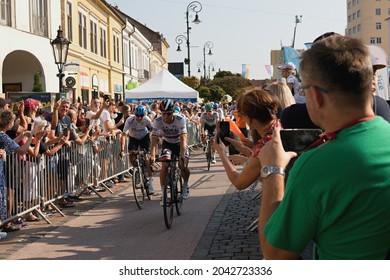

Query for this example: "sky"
[107,0,346,80]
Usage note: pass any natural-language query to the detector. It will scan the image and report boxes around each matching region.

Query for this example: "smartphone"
[27,123,32,131]
[280,129,323,153]
[218,121,231,146]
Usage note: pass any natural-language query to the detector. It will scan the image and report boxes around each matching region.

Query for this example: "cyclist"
[200,103,219,164]
[121,104,155,194]
[213,102,225,122]
[151,99,190,200]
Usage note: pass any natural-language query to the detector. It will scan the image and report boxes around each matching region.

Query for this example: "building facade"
[346,0,390,56]
[0,0,61,98]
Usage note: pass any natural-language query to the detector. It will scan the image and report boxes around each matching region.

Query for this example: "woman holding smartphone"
[213,88,280,190]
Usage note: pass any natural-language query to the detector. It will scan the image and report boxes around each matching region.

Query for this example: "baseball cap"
[277,62,296,71]
[24,98,38,110]
[0,98,11,108]
[370,54,387,70]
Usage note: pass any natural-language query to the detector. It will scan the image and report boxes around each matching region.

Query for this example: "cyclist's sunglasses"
[162,111,173,116]
[135,114,144,118]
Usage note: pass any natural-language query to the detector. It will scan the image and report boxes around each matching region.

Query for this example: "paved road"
[0,149,262,260]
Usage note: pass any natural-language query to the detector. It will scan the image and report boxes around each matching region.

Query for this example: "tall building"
[346,0,390,55]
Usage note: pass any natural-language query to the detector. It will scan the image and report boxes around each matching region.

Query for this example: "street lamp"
[51,26,70,94]
[208,62,216,79]
[202,41,213,85]
[183,1,202,76]
[291,15,302,49]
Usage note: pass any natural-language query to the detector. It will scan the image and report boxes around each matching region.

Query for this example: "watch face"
[261,166,271,178]
[65,76,76,88]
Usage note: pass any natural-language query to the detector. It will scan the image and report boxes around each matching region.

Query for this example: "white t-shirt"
[99,109,115,133]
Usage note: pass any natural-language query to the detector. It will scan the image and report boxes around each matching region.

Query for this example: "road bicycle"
[160,152,183,229]
[129,149,151,209]
[205,133,213,171]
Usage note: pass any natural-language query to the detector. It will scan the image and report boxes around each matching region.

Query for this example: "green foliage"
[214,70,241,79]
[209,75,252,100]
[180,76,200,90]
[32,71,43,92]
[198,86,211,102]
[208,85,225,101]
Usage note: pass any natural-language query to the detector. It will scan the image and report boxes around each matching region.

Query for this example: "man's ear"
[312,87,325,109]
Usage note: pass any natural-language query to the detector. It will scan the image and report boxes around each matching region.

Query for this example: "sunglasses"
[162,111,173,116]
[135,114,144,118]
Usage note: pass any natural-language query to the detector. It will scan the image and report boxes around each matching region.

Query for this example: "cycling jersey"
[123,115,152,140]
[152,114,187,144]
[200,111,219,126]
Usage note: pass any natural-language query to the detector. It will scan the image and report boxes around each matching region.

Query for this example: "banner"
[265,65,274,77]
[282,46,301,71]
[241,64,250,79]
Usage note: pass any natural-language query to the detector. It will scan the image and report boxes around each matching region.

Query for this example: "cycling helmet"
[213,102,219,109]
[204,103,213,112]
[134,104,147,117]
[160,99,174,112]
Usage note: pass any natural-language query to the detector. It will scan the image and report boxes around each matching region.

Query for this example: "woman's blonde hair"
[266,79,296,111]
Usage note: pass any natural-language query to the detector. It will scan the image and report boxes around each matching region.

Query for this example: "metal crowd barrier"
[0,120,202,227]
[0,135,132,227]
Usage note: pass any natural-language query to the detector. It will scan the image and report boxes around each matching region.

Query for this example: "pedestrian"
[257,35,390,260]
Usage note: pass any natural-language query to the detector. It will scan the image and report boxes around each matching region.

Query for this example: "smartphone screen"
[280,129,323,152]
[218,121,230,146]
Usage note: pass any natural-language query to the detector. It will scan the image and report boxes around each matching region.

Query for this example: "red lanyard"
[305,116,375,150]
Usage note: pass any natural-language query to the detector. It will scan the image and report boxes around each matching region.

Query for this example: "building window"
[388,8,390,15]
[376,8,381,15]
[113,35,120,63]
[376,22,382,29]
[353,26,356,33]
[31,0,48,37]
[78,11,87,49]
[370,37,376,44]
[123,42,129,67]
[66,1,72,41]
[353,0,356,5]
[357,10,361,17]
[348,28,352,35]
[357,24,361,32]
[0,0,11,26]
[90,20,97,54]
[100,27,107,58]
[348,2,351,10]
[348,15,351,22]
[377,37,382,44]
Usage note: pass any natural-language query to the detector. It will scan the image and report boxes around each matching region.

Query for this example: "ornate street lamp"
[208,62,216,79]
[202,41,213,85]
[183,1,202,76]
[50,26,70,94]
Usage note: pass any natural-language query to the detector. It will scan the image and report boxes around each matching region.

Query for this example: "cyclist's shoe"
[182,182,189,200]
[159,149,171,161]
[212,155,216,164]
[147,179,155,195]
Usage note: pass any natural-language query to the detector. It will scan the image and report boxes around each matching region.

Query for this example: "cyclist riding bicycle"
[151,99,190,200]
[121,104,155,194]
[201,103,219,164]
[213,102,225,122]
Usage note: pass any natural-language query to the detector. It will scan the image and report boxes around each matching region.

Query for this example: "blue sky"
[108,0,346,79]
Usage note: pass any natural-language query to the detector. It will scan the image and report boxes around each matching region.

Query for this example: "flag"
[282,46,301,70]
[242,64,250,79]
[265,65,274,77]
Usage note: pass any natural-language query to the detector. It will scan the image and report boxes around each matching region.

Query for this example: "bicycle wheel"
[175,174,183,216]
[206,141,211,171]
[140,159,151,200]
[163,175,174,229]
[132,167,145,209]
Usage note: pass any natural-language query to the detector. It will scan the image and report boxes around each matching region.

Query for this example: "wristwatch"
[260,166,285,178]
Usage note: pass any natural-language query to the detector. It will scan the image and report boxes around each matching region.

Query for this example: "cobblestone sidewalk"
[192,181,263,260]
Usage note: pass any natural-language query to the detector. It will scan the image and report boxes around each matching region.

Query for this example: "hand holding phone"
[280,129,323,153]
[218,121,231,146]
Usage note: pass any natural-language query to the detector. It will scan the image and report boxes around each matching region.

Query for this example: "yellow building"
[346,0,390,56]
[63,0,125,103]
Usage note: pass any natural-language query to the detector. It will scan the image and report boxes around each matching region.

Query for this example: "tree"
[209,85,225,101]
[209,75,252,100]
[198,86,211,102]
[32,71,43,92]
[180,76,200,90]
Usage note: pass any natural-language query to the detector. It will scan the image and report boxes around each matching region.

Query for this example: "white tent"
[125,68,199,103]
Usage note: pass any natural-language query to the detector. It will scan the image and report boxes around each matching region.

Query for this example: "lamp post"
[208,62,216,79]
[291,15,302,49]
[50,26,70,95]
[182,1,202,76]
[202,41,213,85]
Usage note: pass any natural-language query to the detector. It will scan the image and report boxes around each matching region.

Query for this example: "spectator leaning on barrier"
[257,35,390,260]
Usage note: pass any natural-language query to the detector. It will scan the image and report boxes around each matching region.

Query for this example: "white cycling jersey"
[152,114,187,144]
[200,111,219,126]
[123,115,152,140]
